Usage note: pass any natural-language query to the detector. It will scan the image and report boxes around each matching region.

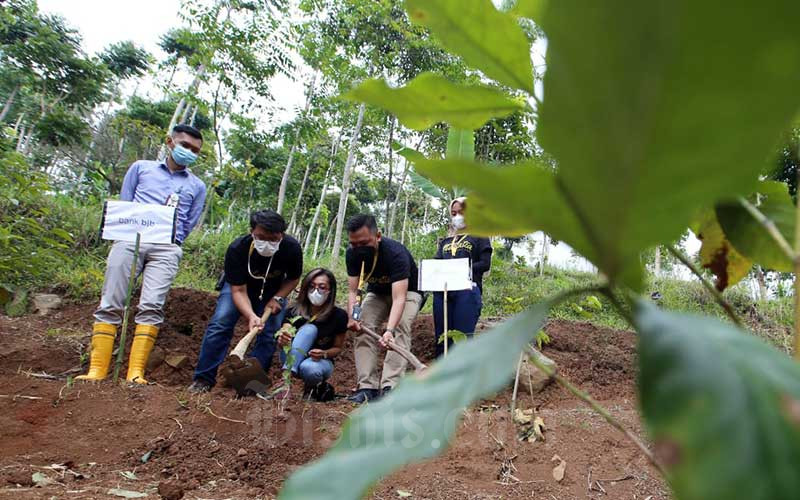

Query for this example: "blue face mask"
[170,144,198,167]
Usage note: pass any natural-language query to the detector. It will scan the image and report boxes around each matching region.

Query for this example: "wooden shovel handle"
[230,309,272,360]
[360,325,427,372]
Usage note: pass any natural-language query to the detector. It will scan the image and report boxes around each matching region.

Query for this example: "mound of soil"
[0,288,668,499]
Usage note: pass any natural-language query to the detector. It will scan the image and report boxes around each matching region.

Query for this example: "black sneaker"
[381,386,392,396]
[347,388,379,403]
[188,379,212,393]
[304,381,336,402]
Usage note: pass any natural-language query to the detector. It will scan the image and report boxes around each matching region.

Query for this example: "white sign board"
[419,258,472,292]
[101,200,177,244]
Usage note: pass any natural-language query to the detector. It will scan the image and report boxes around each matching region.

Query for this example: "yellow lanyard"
[356,249,379,306]
[357,249,379,290]
[450,234,468,257]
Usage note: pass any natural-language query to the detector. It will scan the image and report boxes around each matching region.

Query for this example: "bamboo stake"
[113,233,141,382]
[443,282,449,357]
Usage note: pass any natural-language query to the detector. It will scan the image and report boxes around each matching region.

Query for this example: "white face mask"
[452,214,466,230]
[308,288,329,306]
[254,238,281,257]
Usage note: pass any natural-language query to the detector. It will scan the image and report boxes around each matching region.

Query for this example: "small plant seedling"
[502,296,525,315]
[534,330,551,350]
[437,329,467,345]
[273,316,304,395]
[584,295,603,312]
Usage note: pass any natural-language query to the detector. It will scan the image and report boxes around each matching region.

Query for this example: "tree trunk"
[388,157,409,237]
[654,246,662,277]
[190,106,198,127]
[304,135,339,250]
[312,224,322,259]
[383,116,395,230]
[757,265,768,302]
[0,83,20,122]
[158,64,206,160]
[12,112,24,133]
[540,233,548,276]
[180,103,192,124]
[321,214,338,259]
[400,189,409,245]
[15,123,26,151]
[288,159,313,233]
[277,73,317,214]
[330,105,366,268]
[388,137,424,236]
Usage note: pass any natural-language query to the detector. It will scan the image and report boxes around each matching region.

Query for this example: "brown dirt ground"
[0,288,669,499]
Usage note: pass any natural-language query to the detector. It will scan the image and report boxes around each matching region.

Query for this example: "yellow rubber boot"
[76,323,117,381]
[126,324,158,384]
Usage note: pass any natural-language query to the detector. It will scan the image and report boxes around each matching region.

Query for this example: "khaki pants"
[94,241,183,326]
[355,291,422,390]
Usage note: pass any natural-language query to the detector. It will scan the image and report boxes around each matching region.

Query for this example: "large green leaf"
[279,302,552,499]
[414,157,644,286]
[716,181,796,272]
[408,169,445,199]
[405,0,534,94]
[346,73,524,130]
[636,301,800,500]
[534,0,800,286]
[392,141,427,163]
[445,128,474,160]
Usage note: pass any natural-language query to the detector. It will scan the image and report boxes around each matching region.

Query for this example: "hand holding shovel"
[358,325,427,372]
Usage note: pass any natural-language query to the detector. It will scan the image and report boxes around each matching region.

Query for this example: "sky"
[38,0,307,124]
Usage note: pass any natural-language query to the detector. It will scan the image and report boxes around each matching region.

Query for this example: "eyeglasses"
[309,284,329,292]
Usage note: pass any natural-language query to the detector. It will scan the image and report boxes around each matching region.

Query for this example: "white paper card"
[419,258,472,291]
[101,200,177,244]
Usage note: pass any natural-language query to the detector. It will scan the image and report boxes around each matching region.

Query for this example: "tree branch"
[667,245,743,328]
[524,345,666,477]
[738,197,795,261]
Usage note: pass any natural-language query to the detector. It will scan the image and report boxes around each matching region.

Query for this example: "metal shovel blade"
[220,356,269,397]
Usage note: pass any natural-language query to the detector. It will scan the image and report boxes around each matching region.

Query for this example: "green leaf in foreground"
[636,301,800,500]
[405,0,534,94]
[346,73,523,130]
[279,303,552,499]
[535,0,800,286]
[413,158,644,287]
[716,181,796,273]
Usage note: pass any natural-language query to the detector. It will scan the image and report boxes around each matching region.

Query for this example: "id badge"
[165,192,180,208]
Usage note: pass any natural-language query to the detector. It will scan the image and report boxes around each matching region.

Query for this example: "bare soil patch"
[0,288,668,499]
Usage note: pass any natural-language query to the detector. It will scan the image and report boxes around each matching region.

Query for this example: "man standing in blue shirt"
[78,124,207,384]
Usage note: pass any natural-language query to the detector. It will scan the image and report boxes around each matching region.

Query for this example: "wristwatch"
[273,295,287,305]
[385,327,395,335]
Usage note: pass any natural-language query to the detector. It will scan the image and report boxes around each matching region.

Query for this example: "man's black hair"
[346,214,378,234]
[172,124,203,142]
[250,210,287,233]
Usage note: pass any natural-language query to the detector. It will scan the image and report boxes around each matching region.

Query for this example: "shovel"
[220,309,272,396]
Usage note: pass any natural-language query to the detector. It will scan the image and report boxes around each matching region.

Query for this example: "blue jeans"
[433,284,482,357]
[280,323,334,385]
[193,283,286,386]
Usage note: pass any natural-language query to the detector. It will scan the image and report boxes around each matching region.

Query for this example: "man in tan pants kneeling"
[345,214,422,404]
